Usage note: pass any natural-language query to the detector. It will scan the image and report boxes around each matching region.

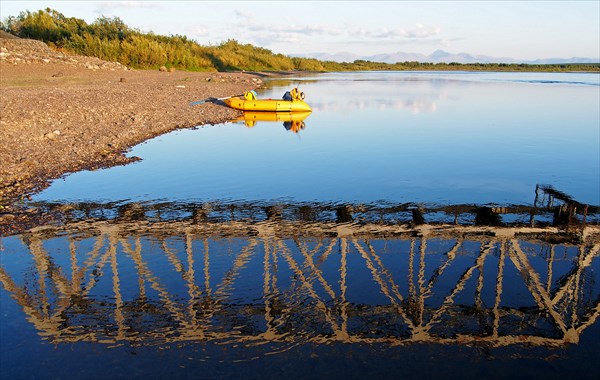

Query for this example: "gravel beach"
[0,36,262,204]
[0,36,265,234]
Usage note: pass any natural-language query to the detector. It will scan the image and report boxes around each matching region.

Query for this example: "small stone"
[159,66,167,72]
[45,130,60,140]
[119,77,127,82]
[0,214,16,222]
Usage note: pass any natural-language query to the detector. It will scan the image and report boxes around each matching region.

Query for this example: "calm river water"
[32,71,600,206]
[2,71,599,379]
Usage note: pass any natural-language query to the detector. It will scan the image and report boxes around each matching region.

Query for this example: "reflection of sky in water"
[34,72,600,206]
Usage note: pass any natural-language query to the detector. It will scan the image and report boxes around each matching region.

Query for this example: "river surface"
[2,71,600,379]
[33,71,600,206]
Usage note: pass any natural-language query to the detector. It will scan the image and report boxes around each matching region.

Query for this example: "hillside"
[0,32,127,70]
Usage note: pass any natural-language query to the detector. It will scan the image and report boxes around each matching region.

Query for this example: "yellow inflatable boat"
[224,88,312,112]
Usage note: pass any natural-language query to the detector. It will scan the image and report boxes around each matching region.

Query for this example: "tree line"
[1,8,598,73]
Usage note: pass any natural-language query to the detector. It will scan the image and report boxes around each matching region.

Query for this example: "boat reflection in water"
[1,186,599,363]
[231,111,312,133]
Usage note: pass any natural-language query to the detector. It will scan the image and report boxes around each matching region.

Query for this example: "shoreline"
[0,66,261,201]
[1,39,263,204]
[0,38,262,233]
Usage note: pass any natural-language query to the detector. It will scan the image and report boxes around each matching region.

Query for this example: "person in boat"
[282,88,305,101]
[244,90,257,100]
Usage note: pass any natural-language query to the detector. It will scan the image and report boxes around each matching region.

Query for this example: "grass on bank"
[1,8,598,73]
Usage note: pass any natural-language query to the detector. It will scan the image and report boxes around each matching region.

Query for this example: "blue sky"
[1,1,598,60]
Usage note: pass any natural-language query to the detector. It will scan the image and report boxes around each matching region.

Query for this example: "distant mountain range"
[294,49,599,64]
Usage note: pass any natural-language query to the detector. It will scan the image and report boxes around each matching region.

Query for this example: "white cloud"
[407,24,441,38]
[348,23,441,40]
[95,1,161,14]
[255,32,302,46]
[242,21,342,37]
[239,20,443,50]
[219,5,445,52]
[224,16,446,55]
[185,25,209,37]
[234,8,255,20]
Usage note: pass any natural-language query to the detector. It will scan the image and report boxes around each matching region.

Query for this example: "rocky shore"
[0,35,266,233]
[0,37,263,201]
